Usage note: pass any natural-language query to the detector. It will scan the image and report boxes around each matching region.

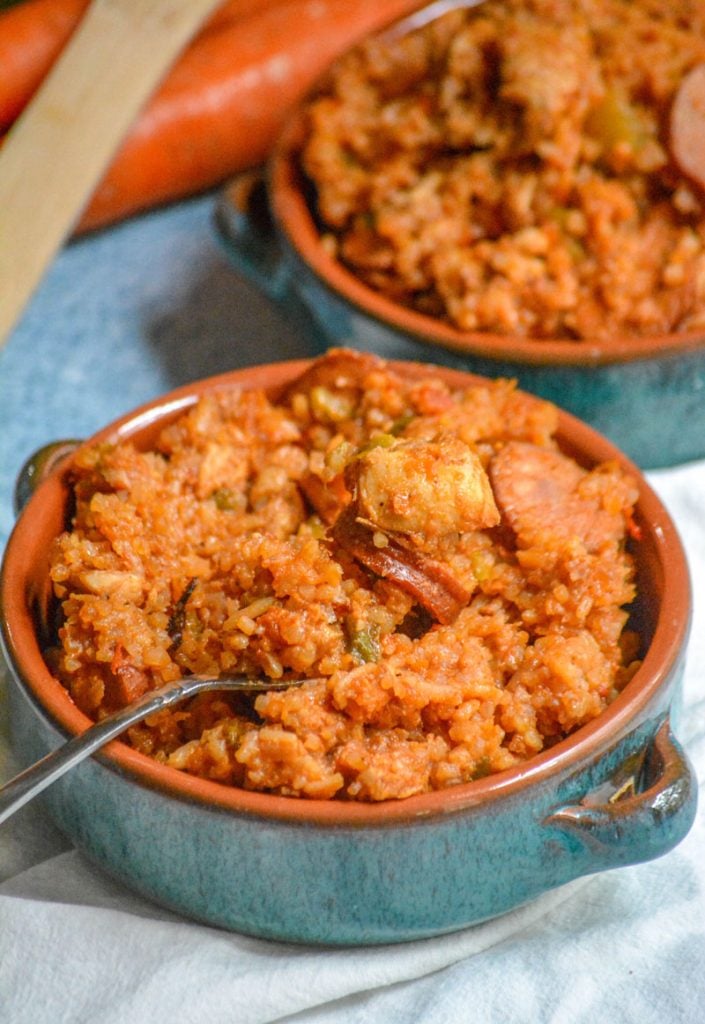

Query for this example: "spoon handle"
[0,0,222,347]
[0,675,292,825]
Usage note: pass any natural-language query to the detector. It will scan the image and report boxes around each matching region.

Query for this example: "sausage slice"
[489,441,624,552]
[333,509,471,625]
[670,62,705,193]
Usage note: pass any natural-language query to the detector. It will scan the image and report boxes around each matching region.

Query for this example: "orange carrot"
[205,0,285,32]
[0,0,89,129]
[0,0,279,132]
[75,0,422,232]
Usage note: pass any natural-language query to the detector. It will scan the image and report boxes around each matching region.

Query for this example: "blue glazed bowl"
[215,117,705,472]
[0,359,697,946]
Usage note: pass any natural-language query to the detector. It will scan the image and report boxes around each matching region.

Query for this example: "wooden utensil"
[0,0,224,346]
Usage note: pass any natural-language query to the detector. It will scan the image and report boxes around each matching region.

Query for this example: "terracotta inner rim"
[0,360,692,826]
[268,116,705,369]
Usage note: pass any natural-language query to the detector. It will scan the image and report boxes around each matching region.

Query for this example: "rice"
[48,350,641,800]
[299,0,705,341]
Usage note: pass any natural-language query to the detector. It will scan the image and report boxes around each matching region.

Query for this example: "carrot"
[0,0,279,132]
[74,0,422,232]
[0,0,89,129]
[205,0,284,32]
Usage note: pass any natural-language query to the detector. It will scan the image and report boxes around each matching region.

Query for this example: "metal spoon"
[0,675,303,826]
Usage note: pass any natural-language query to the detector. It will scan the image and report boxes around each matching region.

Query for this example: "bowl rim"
[266,104,705,369]
[0,357,692,825]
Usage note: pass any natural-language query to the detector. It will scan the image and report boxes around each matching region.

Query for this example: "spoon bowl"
[216,0,705,468]
[0,358,695,945]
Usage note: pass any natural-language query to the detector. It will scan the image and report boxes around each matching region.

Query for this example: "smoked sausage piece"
[332,509,471,625]
[670,63,705,193]
[489,441,625,552]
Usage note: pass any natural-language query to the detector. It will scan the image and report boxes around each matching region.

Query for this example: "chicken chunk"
[334,436,498,624]
[353,436,499,539]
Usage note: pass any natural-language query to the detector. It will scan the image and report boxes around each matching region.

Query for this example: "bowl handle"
[545,717,697,868]
[14,440,81,516]
[214,171,293,303]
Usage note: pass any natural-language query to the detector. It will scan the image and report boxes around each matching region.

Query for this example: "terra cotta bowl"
[214,5,705,471]
[0,358,697,945]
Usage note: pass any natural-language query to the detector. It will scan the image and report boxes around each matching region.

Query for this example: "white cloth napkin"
[1,465,703,1024]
